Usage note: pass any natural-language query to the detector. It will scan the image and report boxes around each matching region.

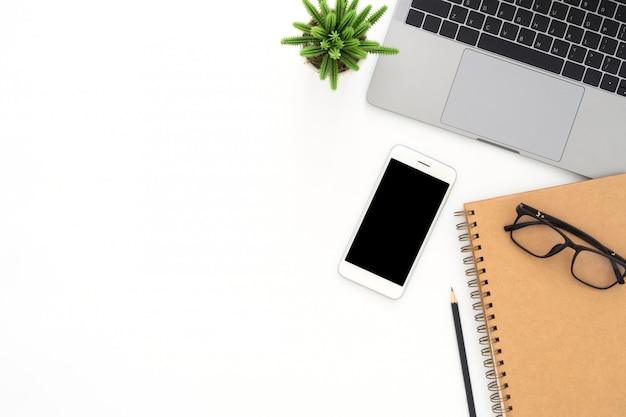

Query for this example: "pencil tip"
[450,288,457,303]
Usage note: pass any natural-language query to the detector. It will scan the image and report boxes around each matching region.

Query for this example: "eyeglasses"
[504,203,626,290]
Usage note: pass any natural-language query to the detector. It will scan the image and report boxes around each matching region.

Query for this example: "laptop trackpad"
[441,50,584,161]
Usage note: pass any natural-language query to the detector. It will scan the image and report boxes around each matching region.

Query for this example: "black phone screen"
[345,158,449,286]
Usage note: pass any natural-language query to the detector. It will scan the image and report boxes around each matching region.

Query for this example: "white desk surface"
[0,2,583,416]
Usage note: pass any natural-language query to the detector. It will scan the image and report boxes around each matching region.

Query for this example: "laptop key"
[411,0,451,18]
[423,15,443,32]
[498,2,517,20]
[567,7,586,25]
[563,61,586,80]
[600,73,620,91]
[585,50,605,67]
[406,9,426,28]
[516,0,534,9]
[457,26,480,44]
[602,55,622,72]
[463,0,482,10]
[440,20,460,38]
[584,13,603,31]
[600,36,618,54]
[601,18,620,36]
[550,2,569,19]
[565,25,584,42]
[534,0,553,13]
[599,0,618,17]
[477,32,565,73]
[450,5,469,23]
[501,22,520,40]
[515,8,534,26]
[583,31,601,48]
[569,45,588,61]
[548,20,568,37]
[481,0,500,14]
[551,39,570,57]
[484,16,504,34]
[531,14,551,32]
[467,11,486,28]
[534,33,553,51]
[518,27,536,45]
[582,0,600,12]
[583,68,602,85]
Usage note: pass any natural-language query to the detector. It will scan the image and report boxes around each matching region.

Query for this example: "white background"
[0,1,582,416]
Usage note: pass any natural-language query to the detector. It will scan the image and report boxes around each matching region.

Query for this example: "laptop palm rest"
[441,50,584,162]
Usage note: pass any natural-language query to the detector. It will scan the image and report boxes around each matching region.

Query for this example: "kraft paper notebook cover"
[455,173,626,417]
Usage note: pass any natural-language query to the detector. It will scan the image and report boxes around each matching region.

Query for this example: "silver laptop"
[367,0,626,177]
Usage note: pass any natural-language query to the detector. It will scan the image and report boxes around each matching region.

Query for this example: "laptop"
[367,0,626,178]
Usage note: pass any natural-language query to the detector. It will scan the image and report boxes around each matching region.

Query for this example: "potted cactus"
[281,0,399,90]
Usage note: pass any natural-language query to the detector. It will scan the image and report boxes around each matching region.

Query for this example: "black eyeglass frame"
[504,203,626,290]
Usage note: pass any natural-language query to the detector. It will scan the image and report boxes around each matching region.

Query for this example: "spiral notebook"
[455,173,626,417]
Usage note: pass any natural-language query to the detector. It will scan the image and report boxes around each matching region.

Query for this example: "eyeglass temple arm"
[518,203,626,264]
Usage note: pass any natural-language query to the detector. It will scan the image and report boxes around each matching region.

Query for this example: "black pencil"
[451,288,477,417]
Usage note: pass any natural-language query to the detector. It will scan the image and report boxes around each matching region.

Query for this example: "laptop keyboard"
[406,0,626,96]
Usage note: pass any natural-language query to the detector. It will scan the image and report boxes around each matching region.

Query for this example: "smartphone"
[338,145,456,299]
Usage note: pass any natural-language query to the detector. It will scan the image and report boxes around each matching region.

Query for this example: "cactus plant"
[281,0,399,90]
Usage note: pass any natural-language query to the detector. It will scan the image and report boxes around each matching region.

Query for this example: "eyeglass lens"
[572,249,626,289]
[511,215,564,257]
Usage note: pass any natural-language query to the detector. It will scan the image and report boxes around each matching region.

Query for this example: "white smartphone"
[338,145,456,299]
